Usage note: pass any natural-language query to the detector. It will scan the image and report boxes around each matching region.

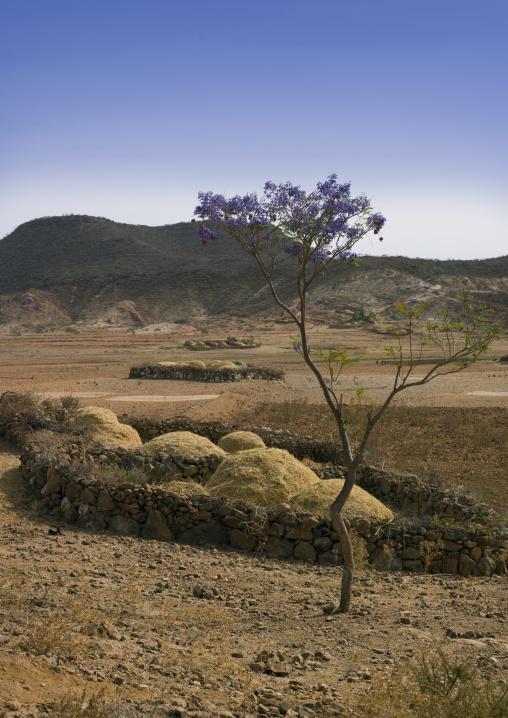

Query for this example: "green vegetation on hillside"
[0,215,507,324]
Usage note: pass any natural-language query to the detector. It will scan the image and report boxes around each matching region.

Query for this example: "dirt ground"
[0,324,507,716]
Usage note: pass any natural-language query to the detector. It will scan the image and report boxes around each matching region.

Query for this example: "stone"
[444,527,464,541]
[285,516,319,541]
[294,541,316,562]
[278,512,300,526]
[269,522,285,538]
[475,555,496,577]
[230,529,257,552]
[102,621,121,640]
[222,515,246,529]
[313,536,333,552]
[370,546,393,570]
[425,530,440,542]
[141,510,173,542]
[64,481,82,499]
[264,536,294,558]
[249,513,270,536]
[443,539,462,552]
[108,514,141,537]
[400,547,422,560]
[458,553,476,577]
[43,475,62,494]
[442,556,458,574]
[402,559,424,572]
[96,489,115,512]
[317,550,340,565]
[470,547,482,560]
[352,518,371,534]
[178,520,229,546]
[379,477,391,495]
[322,602,336,615]
[80,487,96,505]
[76,504,106,531]
[266,503,291,521]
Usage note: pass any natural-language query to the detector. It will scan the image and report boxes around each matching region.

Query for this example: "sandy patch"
[467,391,508,396]
[41,391,115,398]
[109,394,220,402]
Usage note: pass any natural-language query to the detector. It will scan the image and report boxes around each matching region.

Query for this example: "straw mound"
[68,406,142,449]
[206,360,238,370]
[206,448,319,507]
[174,360,207,369]
[156,360,206,368]
[159,480,209,496]
[143,431,226,458]
[218,431,266,453]
[290,479,393,521]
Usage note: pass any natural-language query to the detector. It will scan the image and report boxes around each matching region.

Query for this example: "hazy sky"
[1,0,507,259]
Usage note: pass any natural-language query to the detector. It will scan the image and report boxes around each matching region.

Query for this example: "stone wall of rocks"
[184,337,261,350]
[129,364,284,383]
[18,441,508,577]
[81,441,225,485]
[120,417,496,523]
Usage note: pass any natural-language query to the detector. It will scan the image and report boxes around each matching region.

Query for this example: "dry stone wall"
[1,392,506,576]
[16,438,508,578]
[128,364,284,382]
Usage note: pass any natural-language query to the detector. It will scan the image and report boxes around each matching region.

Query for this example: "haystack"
[290,479,393,521]
[206,360,238,370]
[143,431,226,458]
[205,448,319,507]
[218,431,266,453]
[156,361,177,367]
[174,360,206,369]
[67,406,142,450]
[160,480,209,496]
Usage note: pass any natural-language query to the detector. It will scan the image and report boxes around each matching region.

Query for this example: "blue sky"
[1,0,507,259]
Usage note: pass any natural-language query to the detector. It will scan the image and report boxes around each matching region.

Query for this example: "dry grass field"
[0,322,507,717]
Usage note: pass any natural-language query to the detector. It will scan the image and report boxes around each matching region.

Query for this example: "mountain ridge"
[1,215,507,331]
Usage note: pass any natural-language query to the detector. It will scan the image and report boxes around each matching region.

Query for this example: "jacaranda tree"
[193,175,503,612]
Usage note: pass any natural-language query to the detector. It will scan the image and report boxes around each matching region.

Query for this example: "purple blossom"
[194,175,386,269]
[198,226,218,243]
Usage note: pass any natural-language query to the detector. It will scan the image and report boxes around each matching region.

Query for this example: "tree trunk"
[331,507,355,613]
[330,464,358,613]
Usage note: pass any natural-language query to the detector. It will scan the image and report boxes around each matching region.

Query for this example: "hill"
[1,215,507,331]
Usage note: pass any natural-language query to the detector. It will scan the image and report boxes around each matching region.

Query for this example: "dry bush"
[0,391,42,443]
[54,688,166,718]
[18,613,86,658]
[60,394,81,411]
[94,464,149,487]
[350,530,371,571]
[218,430,266,453]
[290,478,393,521]
[356,650,508,717]
[206,447,319,506]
